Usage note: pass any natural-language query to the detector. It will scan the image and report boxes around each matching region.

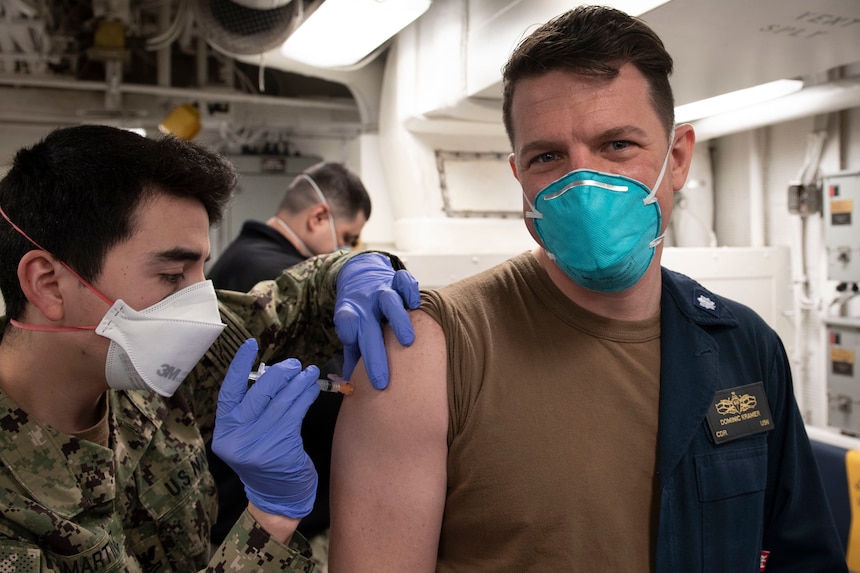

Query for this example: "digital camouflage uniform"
[0,250,401,572]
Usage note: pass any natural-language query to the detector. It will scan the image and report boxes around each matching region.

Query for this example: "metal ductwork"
[230,0,294,7]
[191,0,314,56]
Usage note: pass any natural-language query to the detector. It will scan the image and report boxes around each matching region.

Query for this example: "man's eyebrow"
[517,125,652,157]
[151,247,204,263]
[598,125,649,140]
[517,139,557,157]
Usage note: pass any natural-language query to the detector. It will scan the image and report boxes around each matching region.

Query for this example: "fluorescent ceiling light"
[281,0,432,68]
[611,0,673,14]
[675,79,804,123]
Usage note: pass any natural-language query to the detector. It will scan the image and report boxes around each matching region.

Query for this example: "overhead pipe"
[691,76,860,142]
[0,74,358,112]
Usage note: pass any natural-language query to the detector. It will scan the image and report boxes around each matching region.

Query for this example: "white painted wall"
[1,0,860,439]
[368,0,860,436]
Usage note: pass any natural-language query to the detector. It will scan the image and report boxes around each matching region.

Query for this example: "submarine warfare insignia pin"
[706,382,774,444]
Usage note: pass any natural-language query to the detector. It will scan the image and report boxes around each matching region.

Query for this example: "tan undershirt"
[423,252,661,572]
[71,394,110,447]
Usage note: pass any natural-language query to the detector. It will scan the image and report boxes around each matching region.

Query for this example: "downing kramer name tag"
[706,382,774,445]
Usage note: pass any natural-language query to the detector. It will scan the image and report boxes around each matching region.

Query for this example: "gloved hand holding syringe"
[250,362,354,395]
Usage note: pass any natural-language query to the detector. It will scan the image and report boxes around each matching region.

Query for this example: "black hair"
[0,124,237,319]
[279,161,371,221]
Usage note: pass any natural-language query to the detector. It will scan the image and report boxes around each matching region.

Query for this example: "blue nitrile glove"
[212,338,321,518]
[334,252,420,390]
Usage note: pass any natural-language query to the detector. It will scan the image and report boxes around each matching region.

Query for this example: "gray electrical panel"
[824,171,860,282]
[826,317,860,435]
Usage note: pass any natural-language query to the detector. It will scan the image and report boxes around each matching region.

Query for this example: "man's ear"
[670,123,697,192]
[17,250,66,322]
[509,153,520,182]
[306,203,330,231]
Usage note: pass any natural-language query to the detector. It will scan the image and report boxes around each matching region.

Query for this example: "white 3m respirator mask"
[1,204,225,397]
[96,280,226,396]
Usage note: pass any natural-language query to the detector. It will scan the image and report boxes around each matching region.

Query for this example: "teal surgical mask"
[524,131,674,293]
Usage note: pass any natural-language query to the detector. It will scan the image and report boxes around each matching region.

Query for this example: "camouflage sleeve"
[204,509,317,572]
[0,540,47,572]
[185,250,407,441]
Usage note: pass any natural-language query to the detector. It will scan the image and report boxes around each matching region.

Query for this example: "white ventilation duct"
[190,0,310,56]
[231,0,293,7]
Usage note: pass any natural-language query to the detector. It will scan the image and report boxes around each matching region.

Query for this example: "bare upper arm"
[329,309,448,573]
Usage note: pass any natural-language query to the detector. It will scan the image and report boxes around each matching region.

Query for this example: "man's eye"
[608,141,631,151]
[162,273,184,284]
[533,152,557,164]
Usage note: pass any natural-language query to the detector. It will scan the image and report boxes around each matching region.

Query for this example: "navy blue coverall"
[655,268,846,572]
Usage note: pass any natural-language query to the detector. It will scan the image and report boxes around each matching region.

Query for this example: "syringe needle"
[249,363,354,395]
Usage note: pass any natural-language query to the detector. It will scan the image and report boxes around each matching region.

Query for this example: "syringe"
[248,363,354,396]
[317,373,355,396]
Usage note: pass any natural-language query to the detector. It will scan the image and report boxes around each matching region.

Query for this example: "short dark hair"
[279,161,371,221]
[0,124,237,319]
[502,5,675,145]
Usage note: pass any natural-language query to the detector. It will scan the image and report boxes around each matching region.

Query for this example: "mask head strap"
[0,204,113,331]
[644,127,676,206]
[299,173,339,252]
[272,216,313,258]
[523,188,542,220]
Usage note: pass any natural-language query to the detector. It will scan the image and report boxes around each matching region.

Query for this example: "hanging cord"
[797,130,827,187]
[257,0,306,92]
[792,130,828,309]
[146,0,190,51]
[786,129,829,423]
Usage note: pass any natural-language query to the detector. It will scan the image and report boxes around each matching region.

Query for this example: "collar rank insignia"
[694,288,718,315]
[706,382,774,444]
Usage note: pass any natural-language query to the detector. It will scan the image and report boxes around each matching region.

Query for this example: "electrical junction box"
[788,182,822,216]
[827,317,860,435]
[824,171,860,282]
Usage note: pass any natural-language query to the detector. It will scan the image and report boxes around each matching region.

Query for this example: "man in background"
[207,161,371,563]
[207,161,371,292]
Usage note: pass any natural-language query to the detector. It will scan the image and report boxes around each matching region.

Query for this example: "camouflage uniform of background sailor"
[0,251,385,572]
